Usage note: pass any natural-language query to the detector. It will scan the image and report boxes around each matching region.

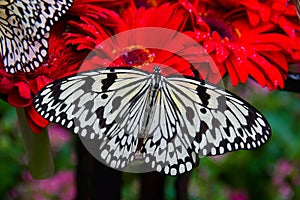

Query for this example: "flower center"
[135,0,161,7]
[116,45,155,66]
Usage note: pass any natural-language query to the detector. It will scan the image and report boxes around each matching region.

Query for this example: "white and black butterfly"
[0,0,73,73]
[33,66,271,176]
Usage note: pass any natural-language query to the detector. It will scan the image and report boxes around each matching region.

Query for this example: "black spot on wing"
[223,118,234,138]
[244,109,258,132]
[43,2,52,15]
[59,112,68,121]
[233,137,243,145]
[101,72,117,92]
[195,121,209,143]
[196,85,210,107]
[96,105,116,133]
[96,106,106,127]
[58,103,67,112]
[101,94,108,99]
[200,108,206,114]
[238,128,244,137]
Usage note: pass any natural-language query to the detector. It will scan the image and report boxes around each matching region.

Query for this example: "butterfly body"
[34,66,271,175]
[139,67,161,139]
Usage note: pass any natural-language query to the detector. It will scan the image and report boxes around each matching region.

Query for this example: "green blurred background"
[0,82,299,200]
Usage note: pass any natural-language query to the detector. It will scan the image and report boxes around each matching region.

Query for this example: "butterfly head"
[152,66,162,89]
[153,66,161,74]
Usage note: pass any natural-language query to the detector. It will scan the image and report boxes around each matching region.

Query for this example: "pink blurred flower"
[13,171,76,200]
[48,124,72,150]
[228,189,249,200]
[272,160,300,200]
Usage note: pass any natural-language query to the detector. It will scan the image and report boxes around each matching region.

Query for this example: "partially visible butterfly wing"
[33,68,152,169]
[294,0,300,19]
[0,0,73,73]
[164,76,271,157]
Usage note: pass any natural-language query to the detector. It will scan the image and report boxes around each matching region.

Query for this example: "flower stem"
[16,108,54,179]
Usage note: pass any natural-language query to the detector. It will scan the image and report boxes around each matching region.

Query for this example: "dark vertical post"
[175,172,191,200]
[76,138,122,200]
[140,172,165,200]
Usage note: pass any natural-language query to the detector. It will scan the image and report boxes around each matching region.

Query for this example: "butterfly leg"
[135,138,144,159]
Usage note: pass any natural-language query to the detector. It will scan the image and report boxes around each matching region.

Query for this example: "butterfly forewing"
[33,67,272,176]
[0,0,73,73]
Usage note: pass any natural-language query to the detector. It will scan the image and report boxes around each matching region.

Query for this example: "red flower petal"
[246,9,261,26]
[24,106,50,134]
[225,58,240,86]
[8,90,32,108]
[247,60,267,87]
[15,82,31,99]
[248,52,285,90]
[35,76,53,92]
[0,76,14,93]
[26,75,53,95]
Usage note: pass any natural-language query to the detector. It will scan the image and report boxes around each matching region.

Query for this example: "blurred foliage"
[0,101,76,200]
[0,101,23,198]
[0,83,300,200]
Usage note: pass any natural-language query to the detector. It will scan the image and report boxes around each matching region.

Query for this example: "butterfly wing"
[0,0,73,73]
[143,75,271,175]
[141,78,199,175]
[34,68,153,169]
[164,76,271,157]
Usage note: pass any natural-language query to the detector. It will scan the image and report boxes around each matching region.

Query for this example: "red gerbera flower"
[65,0,122,50]
[190,0,300,90]
[66,1,215,81]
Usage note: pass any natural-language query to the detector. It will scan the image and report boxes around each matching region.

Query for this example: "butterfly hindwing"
[0,0,73,73]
